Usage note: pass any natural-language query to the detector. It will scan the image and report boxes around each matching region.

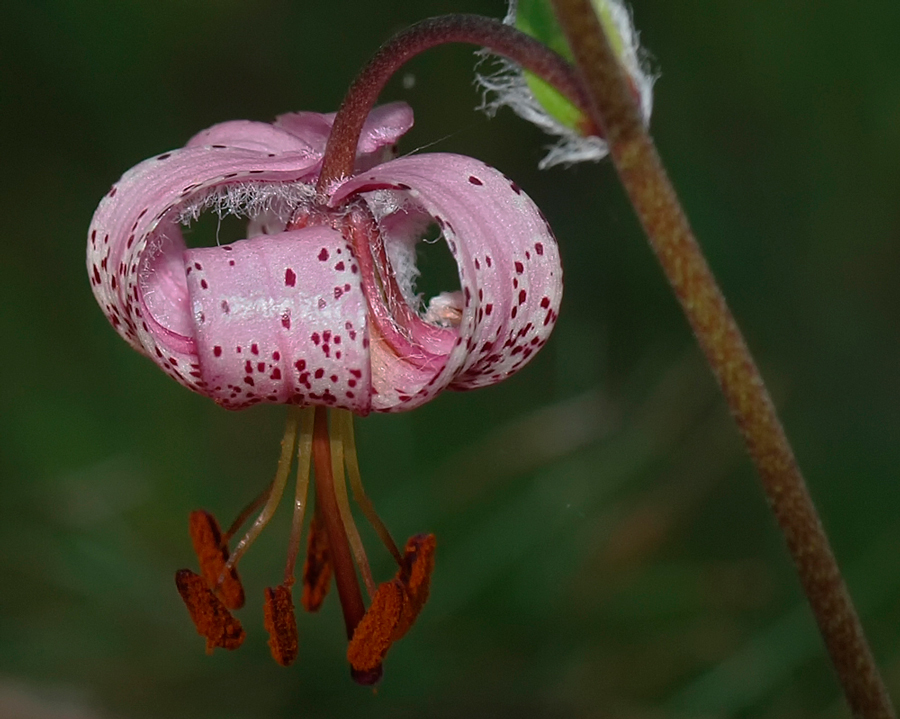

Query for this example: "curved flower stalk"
[86,101,562,681]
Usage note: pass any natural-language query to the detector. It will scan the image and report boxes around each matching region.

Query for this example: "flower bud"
[478,0,655,168]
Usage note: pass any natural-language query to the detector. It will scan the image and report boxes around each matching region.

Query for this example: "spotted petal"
[331,153,563,412]
[184,228,371,412]
[87,107,411,409]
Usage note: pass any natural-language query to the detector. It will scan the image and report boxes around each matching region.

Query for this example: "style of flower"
[87,101,562,682]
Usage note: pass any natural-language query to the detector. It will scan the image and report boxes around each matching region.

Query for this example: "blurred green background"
[3,1,900,717]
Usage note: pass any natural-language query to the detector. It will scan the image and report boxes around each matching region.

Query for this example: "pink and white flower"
[87,102,562,414]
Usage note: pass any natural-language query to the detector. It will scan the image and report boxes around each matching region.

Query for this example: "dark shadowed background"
[2,1,900,717]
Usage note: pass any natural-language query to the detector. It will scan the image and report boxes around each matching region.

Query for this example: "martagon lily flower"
[87,100,562,682]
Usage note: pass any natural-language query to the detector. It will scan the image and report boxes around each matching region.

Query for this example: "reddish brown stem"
[317,14,593,191]
[547,0,895,716]
[312,407,365,639]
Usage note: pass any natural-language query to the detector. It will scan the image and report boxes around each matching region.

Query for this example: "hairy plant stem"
[317,14,594,191]
[547,0,894,716]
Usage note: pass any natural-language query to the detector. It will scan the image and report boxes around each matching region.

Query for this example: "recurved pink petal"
[184,228,372,412]
[88,145,322,395]
[187,102,412,159]
[276,101,413,159]
[186,120,321,156]
[330,153,562,412]
[354,102,416,154]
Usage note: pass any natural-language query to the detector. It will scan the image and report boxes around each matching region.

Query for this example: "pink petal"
[330,154,563,412]
[186,120,321,156]
[88,145,323,396]
[276,101,413,159]
[354,102,416,154]
[187,103,412,159]
[184,228,371,412]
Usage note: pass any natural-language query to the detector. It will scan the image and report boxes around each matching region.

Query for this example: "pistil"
[329,414,377,598]
[311,409,367,639]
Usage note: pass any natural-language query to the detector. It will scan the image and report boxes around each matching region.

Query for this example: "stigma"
[174,406,435,684]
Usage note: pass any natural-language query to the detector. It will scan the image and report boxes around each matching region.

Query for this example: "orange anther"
[301,516,333,612]
[188,510,245,610]
[263,585,299,666]
[347,580,403,677]
[175,569,245,653]
[393,533,436,640]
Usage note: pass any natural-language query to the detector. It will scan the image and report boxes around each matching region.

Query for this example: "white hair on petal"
[475,0,656,169]
[176,181,316,227]
[423,291,464,328]
[363,188,408,223]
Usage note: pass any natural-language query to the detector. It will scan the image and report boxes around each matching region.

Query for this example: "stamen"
[223,480,273,544]
[301,511,333,612]
[312,407,366,640]
[393,534,436,640]
[175,569,245,653]
[283,407,316,585]
[333,409,402,563]
[329,412,377,598]
[347,580,403,683]
[263,584,299,666]
[345,535,436,678]
[188,510,245,610]
[225,407,302,575]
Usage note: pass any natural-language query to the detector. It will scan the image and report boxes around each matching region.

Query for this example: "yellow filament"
[329,411,377,598]
[223,480,273,544]
[283,407,316,584]
[334,409,401,564]
[224,407,301,576]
